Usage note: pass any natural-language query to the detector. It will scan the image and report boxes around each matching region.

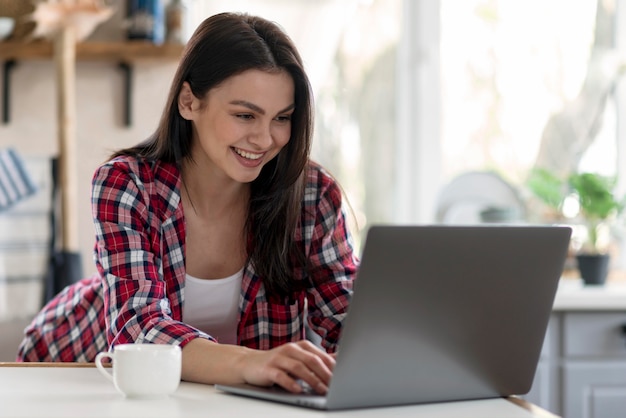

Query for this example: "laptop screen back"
[325,225,571,410]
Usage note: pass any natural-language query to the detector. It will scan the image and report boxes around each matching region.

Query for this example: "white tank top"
[183,269,243,344]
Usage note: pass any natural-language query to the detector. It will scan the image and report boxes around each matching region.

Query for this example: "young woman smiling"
[17,12,358,396]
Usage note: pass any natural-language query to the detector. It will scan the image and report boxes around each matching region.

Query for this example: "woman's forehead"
[208,69,295,109]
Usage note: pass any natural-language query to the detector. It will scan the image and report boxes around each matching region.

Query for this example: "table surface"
[0,364,558,418]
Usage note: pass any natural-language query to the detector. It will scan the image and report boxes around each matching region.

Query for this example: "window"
[186,0,613,251]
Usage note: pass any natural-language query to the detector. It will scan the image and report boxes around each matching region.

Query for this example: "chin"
[232,168,263,184]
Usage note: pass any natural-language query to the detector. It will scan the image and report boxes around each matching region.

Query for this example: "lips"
[233,147,263,160]
[232,147,265,168]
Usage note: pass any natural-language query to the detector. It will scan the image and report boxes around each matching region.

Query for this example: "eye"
[236,113,254,120]
[275,114,292,123]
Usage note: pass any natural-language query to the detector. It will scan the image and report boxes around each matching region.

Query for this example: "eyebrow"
[229,100,295,115]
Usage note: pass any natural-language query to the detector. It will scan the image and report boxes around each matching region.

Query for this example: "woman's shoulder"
[305,160,338,189]
[92,156,182,218]
[94,155,179,189]
[304,160,343,203]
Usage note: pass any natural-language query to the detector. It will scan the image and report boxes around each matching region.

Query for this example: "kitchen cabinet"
[523,281,626,418]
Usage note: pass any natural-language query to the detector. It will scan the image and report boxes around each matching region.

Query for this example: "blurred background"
[0,0,624,354]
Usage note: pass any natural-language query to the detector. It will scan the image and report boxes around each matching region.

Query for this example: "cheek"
[273,125,292,148]
[202,115,238,143]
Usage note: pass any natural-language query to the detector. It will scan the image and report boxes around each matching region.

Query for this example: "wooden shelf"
[0,40,185,61]
[1,41,185,126]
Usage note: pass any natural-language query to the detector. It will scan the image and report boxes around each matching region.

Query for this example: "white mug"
[95,343,182,398]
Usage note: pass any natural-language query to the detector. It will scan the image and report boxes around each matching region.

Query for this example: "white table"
[0,364,558,417]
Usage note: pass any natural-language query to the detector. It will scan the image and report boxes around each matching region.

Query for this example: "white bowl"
[0,17,15,41]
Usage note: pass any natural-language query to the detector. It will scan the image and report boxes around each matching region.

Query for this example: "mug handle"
[95,352,114,383]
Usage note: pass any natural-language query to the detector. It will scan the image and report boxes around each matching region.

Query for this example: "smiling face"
[179,69,295,184]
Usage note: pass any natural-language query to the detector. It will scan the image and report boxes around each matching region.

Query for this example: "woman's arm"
[92,159,209,348]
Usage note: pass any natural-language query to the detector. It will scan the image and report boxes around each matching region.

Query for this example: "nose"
[249,122,273,148]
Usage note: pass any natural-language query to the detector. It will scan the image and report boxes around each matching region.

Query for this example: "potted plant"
[526,168,625,285]
[525,167,568,223]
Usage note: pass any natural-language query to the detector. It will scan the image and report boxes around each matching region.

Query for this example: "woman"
[17,12,358,395]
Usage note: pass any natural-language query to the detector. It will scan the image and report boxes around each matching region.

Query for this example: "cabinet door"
[563,362,626,418]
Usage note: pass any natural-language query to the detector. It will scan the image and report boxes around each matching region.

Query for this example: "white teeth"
[234,148,263,160]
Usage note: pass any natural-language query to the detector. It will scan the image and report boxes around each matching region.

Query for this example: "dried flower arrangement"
[29,0,114,41]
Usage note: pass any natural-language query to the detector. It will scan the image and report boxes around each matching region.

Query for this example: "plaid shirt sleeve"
[92,159,209,349]
[300,162,359,352]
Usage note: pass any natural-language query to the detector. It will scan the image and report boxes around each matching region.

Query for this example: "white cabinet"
[525,309,626,418]
[563,362,626,418]
[562,312,626,418]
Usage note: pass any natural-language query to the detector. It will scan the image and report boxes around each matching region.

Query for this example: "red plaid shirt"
[17,157,357,362]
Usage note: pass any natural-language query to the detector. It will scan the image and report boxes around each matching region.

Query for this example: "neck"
[180,161,249,219]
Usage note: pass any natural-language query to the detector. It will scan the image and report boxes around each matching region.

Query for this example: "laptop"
[216,224,572,410]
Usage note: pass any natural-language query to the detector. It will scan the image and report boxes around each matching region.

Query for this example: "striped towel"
[0,148,37,212]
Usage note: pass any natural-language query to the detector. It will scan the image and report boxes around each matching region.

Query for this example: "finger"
[270,368,307,394]
[257,346,330,394]
[281,361,329,394]
[278,347,332,393]
[295,340,336,371]
[245,342,334,394]
[286,342,334,379]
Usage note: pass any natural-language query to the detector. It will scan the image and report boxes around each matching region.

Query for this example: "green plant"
[526,168,625,254]
[569,172,625,253]
[526,168,567,214]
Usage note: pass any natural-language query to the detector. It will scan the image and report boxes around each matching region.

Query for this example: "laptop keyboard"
[295,379,316,394]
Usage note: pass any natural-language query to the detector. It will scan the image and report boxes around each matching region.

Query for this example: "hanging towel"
[0,148,37,212]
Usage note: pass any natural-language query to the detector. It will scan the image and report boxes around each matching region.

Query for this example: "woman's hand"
[240,340,335,394]
[181,338,335,394]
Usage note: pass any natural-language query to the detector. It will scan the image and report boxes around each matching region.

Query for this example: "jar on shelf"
[165,0,187,44]
[126,0,165,44]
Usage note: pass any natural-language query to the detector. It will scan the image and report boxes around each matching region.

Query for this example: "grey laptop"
[216,225,572,410]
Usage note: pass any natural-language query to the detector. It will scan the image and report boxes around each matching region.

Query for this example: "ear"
[178,82,198,120]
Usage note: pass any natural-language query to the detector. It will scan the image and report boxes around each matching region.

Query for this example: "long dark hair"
[112,12,313,297]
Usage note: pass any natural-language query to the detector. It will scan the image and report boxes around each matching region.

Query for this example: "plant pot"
[576,253,610,285]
